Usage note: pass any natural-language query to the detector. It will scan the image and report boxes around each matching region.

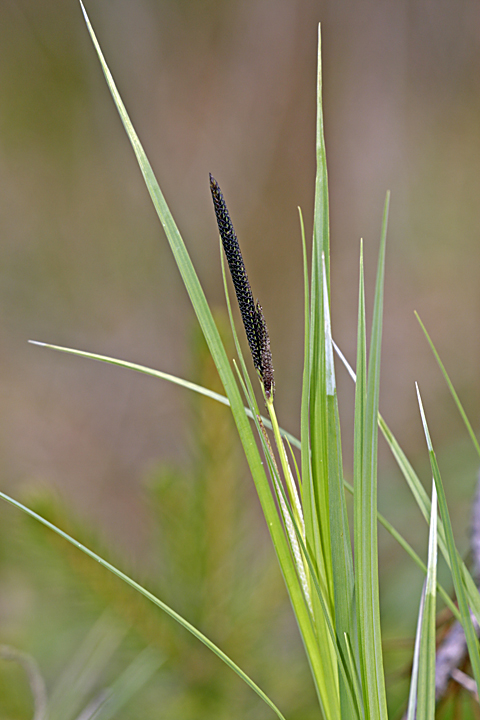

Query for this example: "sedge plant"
[2,3,480,719]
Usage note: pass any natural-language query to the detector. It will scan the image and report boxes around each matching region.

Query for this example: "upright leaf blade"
[313,24,331,285]
[309,26,331,578]
[406,583,425,720]
[307,24,339,719]
[323,256,356,718]
[356,195,390,720]
[353,241,367,711]
[416,479,438,720]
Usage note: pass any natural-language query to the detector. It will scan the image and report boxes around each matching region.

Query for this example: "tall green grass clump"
[3,3,480,718]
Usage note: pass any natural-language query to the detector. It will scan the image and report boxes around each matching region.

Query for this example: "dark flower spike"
[209,174,275,399]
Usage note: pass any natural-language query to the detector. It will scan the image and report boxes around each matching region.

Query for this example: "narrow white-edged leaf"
[426,481,438,598]
[322,253,335,396]
[415,384,480,701]
[416,383,433,452]
[406,582,426,720]
[416,478,437,719]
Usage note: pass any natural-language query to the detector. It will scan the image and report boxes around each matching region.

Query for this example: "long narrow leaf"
[406,583,426,720]
[28,340,300,450]
[298,208,335,712]
[299,206,316,558]
[322,255,356,718]
[353,241,368,712]
[416,385,480,698]
[252,409,360,719]
[313,24,331,285]
[308,26,338,719]
[0,490,286,720]
[309,24,332,596]
[416,313,480,458]
[357,195,390,720]
[235,368,334,716]
[416,478,438,720]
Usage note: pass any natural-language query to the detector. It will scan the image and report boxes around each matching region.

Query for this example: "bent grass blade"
[28,340,300,450]
[0,489,287,720]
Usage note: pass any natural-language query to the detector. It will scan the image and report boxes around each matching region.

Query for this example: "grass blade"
[353,241,368,714]
[356,195,390,720]
[416,313,480,459]
[299,206,317,564]
[0,489,287,720]
[313,24,330,283]
[416,384,480,699]
[252,402,360,718]
[306,25,340,719]
[309,24,332,593]
[28,340,300,450]
[335,341,480,627]
[406,583,425,720]
[322,255,355,718]
[416,478,438,720]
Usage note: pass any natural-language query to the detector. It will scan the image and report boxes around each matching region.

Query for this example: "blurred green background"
[1,0,480,717]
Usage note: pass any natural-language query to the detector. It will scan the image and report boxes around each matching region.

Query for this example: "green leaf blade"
[416,385,480,701]
[416,480,438,720]
[322,256,356,718]
[355,196,390,720]
[0,489,287,720]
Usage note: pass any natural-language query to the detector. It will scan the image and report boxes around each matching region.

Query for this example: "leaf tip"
[28,340,46,347]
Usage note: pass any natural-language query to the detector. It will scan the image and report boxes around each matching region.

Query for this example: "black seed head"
[209,174,275,399]
[255,302,275,399]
